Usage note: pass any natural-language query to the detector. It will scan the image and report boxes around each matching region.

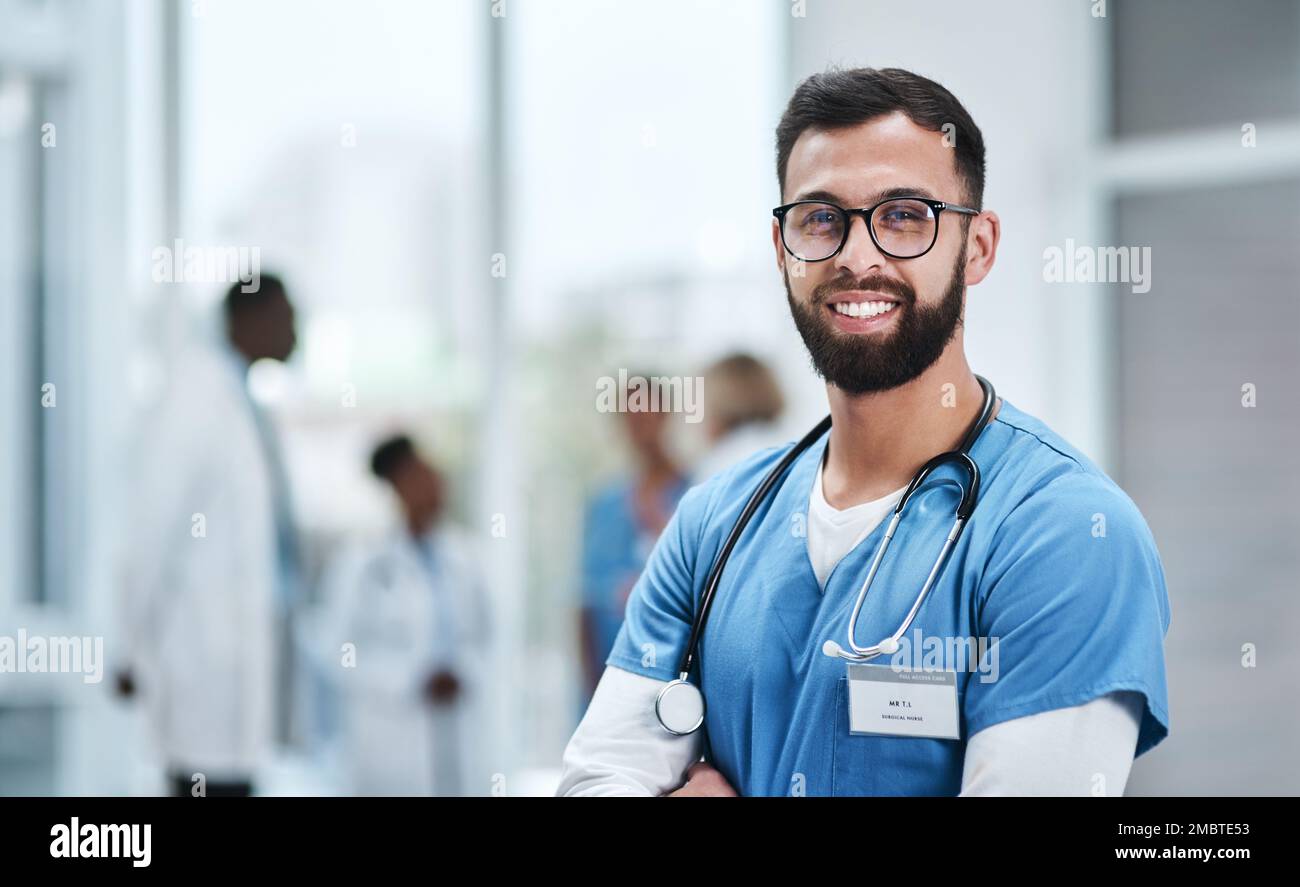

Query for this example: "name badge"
[846,663,960,740]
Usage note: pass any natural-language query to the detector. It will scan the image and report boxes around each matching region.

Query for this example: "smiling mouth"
[828,299,899,319]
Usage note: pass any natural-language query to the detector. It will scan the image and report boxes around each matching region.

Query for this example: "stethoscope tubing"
[835,379,994,660]
[662,375,996,733]
[674,413,833,681]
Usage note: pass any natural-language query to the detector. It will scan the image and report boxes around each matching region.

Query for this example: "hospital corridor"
[0,0,1297,821]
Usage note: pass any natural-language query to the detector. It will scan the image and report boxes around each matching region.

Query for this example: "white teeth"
[832,300,897,318]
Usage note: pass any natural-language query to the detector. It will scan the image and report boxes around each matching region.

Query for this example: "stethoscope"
[654,376,998,736]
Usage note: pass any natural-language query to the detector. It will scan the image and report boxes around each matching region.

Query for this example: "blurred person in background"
[579,376,689,703]
[116,274,301,797]
[693,352,786,483]
[320,434,491,796]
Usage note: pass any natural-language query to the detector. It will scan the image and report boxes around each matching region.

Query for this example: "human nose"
[834,210,888,277]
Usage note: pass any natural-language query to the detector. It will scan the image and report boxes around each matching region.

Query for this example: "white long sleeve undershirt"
[557,665,1143,796]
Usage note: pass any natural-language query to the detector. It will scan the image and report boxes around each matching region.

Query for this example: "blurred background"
[0,0,1297,796]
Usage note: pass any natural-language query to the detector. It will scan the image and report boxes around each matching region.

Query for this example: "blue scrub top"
[606,398,1172,796]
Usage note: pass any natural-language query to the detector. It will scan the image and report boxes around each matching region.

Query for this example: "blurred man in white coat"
[116,275,300,797]
[322,434,492,796]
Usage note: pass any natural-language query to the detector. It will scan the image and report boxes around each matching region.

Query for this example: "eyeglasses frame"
[772,196,980,261]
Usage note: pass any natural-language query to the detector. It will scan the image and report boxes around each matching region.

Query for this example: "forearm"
[556,665,702,797]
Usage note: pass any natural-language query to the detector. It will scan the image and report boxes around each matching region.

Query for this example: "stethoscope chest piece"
[655,678,705,735]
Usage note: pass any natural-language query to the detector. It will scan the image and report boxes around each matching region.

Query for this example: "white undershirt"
[556,457,1145,796]
[807,452,910,590]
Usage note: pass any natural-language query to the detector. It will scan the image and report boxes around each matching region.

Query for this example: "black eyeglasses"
[772,196,979,261]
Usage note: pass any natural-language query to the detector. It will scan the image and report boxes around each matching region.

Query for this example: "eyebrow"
[790,185,939,206]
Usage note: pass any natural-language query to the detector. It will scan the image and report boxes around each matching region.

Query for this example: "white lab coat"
[118,344,277,780]
[321,524,491,796]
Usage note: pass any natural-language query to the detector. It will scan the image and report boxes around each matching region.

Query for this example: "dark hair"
[704,352,784,432]
[223,272,287,320]
[370,434,416,480]
[775,67,985,209]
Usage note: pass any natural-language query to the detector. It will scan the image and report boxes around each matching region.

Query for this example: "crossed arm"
[556,665,1143,797]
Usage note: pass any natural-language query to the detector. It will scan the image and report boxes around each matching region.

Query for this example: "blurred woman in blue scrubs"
[579,377,689,703]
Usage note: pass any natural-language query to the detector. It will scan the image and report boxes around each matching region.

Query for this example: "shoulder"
[141,346,250,467]
[976,400,1168,617]
[151,345,246,433]
[431,524,485,571]
[167,343,243,398]
[588,478,629,506]
[985,399,1152,537]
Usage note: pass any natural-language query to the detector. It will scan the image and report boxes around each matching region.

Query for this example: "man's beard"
[784,248,966,395]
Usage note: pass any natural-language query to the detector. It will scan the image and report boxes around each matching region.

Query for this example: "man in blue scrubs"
[557,68,1170,796]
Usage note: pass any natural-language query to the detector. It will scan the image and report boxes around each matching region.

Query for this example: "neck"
[821,345,999,509]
